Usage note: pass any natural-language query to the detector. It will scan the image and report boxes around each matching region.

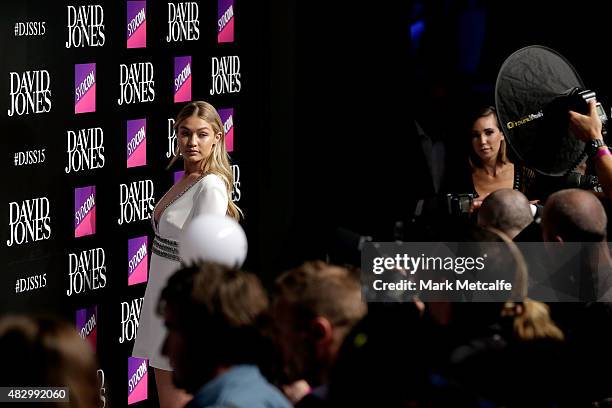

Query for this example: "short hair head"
[0,315,100,408]
[273,261,367,384]
[274,261,367,330]
[542,189,607,242]
[158,261,269,386]
[478,189,533,239]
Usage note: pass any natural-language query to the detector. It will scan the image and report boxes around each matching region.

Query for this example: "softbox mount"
[495,45,601,177]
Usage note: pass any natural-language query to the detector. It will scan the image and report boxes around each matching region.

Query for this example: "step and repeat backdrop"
[0,1,251,406]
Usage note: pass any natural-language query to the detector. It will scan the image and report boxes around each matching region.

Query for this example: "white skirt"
[132,253,180,371]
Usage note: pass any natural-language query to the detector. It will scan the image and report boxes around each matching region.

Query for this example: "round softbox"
[495,45,587,176]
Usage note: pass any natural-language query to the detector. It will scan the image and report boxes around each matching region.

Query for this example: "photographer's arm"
[570,100,612,201]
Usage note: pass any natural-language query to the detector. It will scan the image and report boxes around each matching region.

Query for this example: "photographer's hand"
[569,99,603,141]
[570,99,612,201]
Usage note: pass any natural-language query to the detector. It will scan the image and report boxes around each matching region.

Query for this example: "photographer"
[569,99,612,201]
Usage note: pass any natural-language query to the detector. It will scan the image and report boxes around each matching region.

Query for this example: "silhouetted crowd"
[2,188,612,407]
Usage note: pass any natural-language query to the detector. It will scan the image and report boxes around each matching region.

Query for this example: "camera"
[567,88,608,136]
[446,193,476,216]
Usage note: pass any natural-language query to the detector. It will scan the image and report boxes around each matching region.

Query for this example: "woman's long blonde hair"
[168,101,242,221]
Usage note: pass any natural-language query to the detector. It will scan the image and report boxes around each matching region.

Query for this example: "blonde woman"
[133,101,241,408]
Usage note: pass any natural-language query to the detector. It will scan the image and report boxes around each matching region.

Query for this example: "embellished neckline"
[152,173,208,232]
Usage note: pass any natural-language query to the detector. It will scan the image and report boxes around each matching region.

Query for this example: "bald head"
[478,189,533,239]
[542,189,607,242]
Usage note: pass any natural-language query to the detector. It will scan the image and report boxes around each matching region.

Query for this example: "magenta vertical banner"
[74,63,96,114]
[174,170,185,184]
[128,236,148,286]
[76,306,98,352]
[127,119,147,168]
[75,186,96,238]
[174,56,192,103]
[219,108,234,152]
[127,357,148,405]
[127,1,146,48]
[218,0,234,43]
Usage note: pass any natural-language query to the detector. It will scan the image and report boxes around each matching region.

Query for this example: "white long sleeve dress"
[132,173,228,370]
